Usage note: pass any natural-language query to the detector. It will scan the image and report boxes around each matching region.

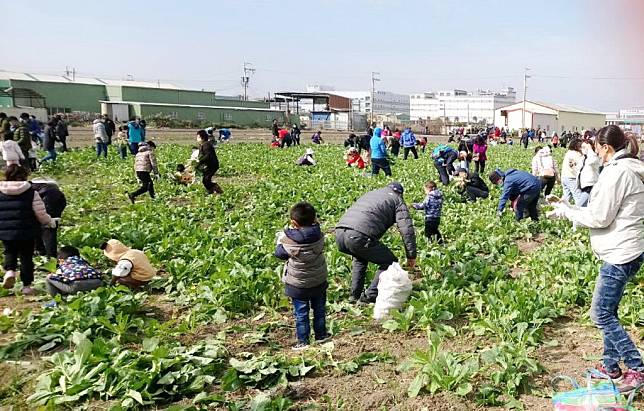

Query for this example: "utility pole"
[241,62,255,101]
[370,71,380,126]
[522,67,531,130]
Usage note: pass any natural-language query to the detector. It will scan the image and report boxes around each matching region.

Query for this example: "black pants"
[371,158,392,176]
[424,219,443,243]
[540,176,556,196]
[391,145,400,157]
[2,239,35,286]
[403,146,418,159]
[202,167,222,194]
[58,135,68,152]
[435,153,457,186]
[463,186,489,202]
[335,228,397,300]
[35,227,58,258]
[131,171,155,199]
[474,160,486,174]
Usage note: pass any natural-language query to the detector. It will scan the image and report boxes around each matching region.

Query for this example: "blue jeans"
[292,292,327,344]
[96,142,108,157]
[41,149,57,163]
[515,189,540,221]
[590,253,644,372]
[562,177,581,204]
[577,189,591,207]
[129,142,139,155]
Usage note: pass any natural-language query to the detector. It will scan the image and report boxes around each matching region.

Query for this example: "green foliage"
[28,332,227,408]
[0,143,639,409]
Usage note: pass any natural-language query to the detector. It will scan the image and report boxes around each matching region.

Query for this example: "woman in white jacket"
[92,118,109,158]
[1,133,25,166]
[576,141,601,207]
[548,125,644,392]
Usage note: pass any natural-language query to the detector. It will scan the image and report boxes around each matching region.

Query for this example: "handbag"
[552,370,642,411]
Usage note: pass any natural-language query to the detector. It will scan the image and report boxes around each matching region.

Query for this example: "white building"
[494,101,606,133]
[410,87,516,123]
[332,90,410,116]
[605,107,644,135]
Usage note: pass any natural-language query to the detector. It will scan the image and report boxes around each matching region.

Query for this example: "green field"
[0,143,642,410]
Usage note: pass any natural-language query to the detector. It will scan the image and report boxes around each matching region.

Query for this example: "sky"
[1,0,643,111]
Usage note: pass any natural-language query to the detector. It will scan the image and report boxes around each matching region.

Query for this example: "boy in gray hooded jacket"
[275,202,329,349]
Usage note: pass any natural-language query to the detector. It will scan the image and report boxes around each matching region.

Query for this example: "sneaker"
[591,364,623,381]
[315,334,332,343]
[348,295,359,304]
[2,272,15,289]
[42,300,57,309]
[618,369,644,393]
[21,286,36,295]
[291,342,309,351]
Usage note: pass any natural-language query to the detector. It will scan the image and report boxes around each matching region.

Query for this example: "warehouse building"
[494,101,606,133]
[0,70,291,127]
[410,88,516,123]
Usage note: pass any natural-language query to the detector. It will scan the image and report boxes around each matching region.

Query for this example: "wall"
[9,80,106,113]
[532,113,557,132]
[135,104,291,127]
[0,80,12,107]
[557,112,605,132]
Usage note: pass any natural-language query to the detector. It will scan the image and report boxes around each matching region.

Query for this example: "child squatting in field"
[274,202,330,350]
[101,239,156,289]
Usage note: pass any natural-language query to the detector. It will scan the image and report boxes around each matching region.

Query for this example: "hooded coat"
[0,181,51,240]
[92,119,108,143]
[103,239,156,282]
[275,224,328,295]
[1,140,25,164]
[370,127,387,159]
[565,151,644,265]
[400,129,416,148]
[134,143,158,173]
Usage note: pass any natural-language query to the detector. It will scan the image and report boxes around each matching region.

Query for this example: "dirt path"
[63,127,449,148]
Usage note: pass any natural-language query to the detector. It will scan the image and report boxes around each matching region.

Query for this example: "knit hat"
[488,169,504,184]
[388,181,404,194]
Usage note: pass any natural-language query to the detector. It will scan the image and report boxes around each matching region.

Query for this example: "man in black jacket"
[32,179,66,258]
[197,130,222,194]
[335,182,417,303]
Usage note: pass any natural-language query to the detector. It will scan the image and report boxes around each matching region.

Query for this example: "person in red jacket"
[345,147,365,169]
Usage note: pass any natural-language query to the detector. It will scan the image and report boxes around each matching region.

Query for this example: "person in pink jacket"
[0,165,53,294]
[472,136,488,174]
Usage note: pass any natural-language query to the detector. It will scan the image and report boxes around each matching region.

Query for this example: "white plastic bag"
[373,262,413,320]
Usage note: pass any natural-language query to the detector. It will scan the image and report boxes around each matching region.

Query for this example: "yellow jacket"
[103,239,156,282]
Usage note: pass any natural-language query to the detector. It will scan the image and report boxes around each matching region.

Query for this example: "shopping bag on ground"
[552,369,642,411]
[373,262,413,320]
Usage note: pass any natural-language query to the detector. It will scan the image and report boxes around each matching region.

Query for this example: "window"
[224,113,233,121]
[265,114,271,121]
[196,112,205,120]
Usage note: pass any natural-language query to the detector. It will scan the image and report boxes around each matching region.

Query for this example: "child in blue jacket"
[413,181,443,243]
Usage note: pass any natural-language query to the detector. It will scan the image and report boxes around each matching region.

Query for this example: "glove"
[47,218,61,228]
[546,203,569,220]
[275,231,286,245]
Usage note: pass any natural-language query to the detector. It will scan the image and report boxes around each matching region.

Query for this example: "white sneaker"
[2,272,16,289]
